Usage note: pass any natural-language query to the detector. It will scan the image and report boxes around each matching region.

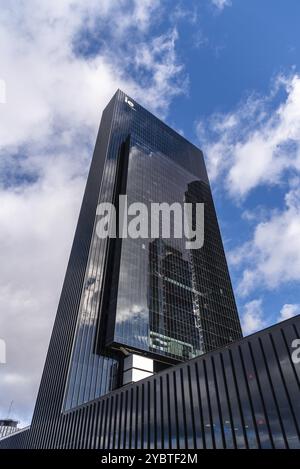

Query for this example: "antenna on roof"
[7,400,14,419]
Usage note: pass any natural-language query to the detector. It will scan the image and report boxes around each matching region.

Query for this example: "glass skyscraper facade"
[61,90,242,410]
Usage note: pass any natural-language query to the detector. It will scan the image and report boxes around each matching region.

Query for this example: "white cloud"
[241,299,266,335]
[229,187,300,296]
[197,74,300,199]
[278,303,300,322]
[197,74,300,299]
[210,0,232,10]
[0,0,184,153]
[0,154,86,424]
[133,28,188,110]
[0,0,187,425]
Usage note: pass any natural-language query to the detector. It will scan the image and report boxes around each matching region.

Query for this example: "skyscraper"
[1,90,244,448]
[1,90,300,450]
[60,89,242,411]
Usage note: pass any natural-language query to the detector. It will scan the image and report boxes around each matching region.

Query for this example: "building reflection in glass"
[110,138,241,362]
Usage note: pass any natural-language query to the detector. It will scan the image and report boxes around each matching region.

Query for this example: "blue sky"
[173,0,300,115]
[160,0,300,334]
[0,0,300,424]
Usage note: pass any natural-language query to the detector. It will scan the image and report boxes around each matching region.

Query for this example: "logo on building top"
[125,96,135,109]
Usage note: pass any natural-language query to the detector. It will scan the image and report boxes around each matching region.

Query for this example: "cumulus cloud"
[197,74,300,300]
[0,0,184,153]
[0,0,187,425]
[241,299,266,335]
[197,74,300,199]
[278,303,300,322]
[228,186,300,296]
[0,154,87,425]
[241,300,299,336]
